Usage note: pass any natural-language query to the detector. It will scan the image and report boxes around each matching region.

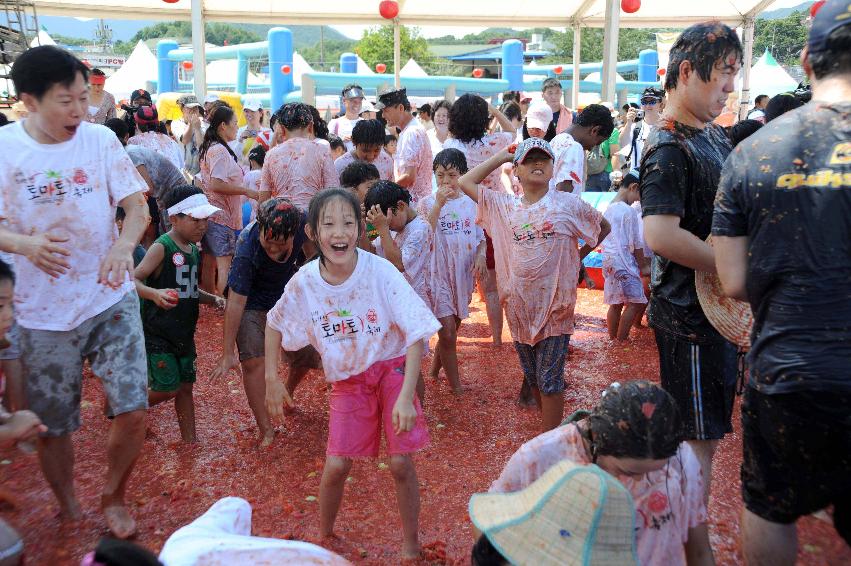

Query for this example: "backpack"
[586,143,609,175]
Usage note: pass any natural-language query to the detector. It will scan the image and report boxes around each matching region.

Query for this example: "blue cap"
[513,137,555,164]
[808,1,851,54]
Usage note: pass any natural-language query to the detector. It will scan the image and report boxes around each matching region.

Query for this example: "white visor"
[167,193,221,219]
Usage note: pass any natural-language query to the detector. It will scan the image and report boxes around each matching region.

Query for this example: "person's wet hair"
[384,134,397,145]
[500,101,522,123]
[471,534,509,565]
[309,105,329,141]
[664,21,743,91]
[574,104,615,138]
[448,93,490,143]
[418,103,432,119]
[105,118,129,143]
[339,161,380,189]
[809,25,851,80]
[0,259,15,285]
[351,119,386,147]
[729,119,763,147]
[257,197,300,241]
[573,380,683,461]
[764,93,805,123]
[200,105,238,163]
[433,148,468,174]
[306,189,363,265]
[276,102,313,132]
[11,45,89,100]
[89,537,163,566]
[328,134,345,153]
[248,144,266,167]
[363,180,411,216]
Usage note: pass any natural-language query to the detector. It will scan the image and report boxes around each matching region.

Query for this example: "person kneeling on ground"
[489,381,714,565]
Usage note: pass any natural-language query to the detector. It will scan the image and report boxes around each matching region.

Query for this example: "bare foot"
[259,429,276,448]
[58,498,83,522]
[101,496,136,539]
[401,542,421,560]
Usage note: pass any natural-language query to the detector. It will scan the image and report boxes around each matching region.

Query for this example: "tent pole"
[190,0,207,99]
[601,0,620,103]
[571,21,581,110]
[394,19,401,89]
[739,18,755,121]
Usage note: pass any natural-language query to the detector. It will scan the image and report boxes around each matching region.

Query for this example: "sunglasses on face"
[641,98,660,106]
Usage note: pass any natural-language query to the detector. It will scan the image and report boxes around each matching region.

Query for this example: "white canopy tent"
[400,58,428,78]
[291,51,314,87]
[30,0,806,113]
[748,49,798,98]
[29,28,56,48]
[206,58,264,86]
[104,40,157,101]
[355,55,374,75]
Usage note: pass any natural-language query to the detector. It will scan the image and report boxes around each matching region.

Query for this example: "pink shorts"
[326,355,430,458]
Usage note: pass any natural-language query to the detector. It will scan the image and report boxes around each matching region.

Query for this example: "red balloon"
[472,68,484,78]
[376,63,387,73]
[621,0,641,13]
[162,0,179,3]
[553,65,563,75]
[281,64,291,75]
[810,0,826,18]
[379,0,399,19]
[656,67,666,76]
[182,61,193,71]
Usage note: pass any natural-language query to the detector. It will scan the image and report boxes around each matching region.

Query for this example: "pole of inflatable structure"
[501,40,523,92]
[601,0,620,103]
[637,49,658,82]
[190,0,207,99]
[157,40,179,95]
[340,53,357,73]
[739,18,755,120]
[393,20,401,89]
[571,22,581,109]
[237,53,249,95]
[269,27,294,112]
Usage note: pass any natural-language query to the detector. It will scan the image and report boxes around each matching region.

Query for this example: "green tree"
[355,25,433,74]
[548,27,659,64]
[128,21,260,47]
[754,10,808,66]
[299,38,357,71]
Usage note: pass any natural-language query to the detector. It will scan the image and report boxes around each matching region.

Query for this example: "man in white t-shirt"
[328,84,364,151]
[618,87,665,170]
[375,86,433,202]
[549,104,615,194]
[0,46,151,540]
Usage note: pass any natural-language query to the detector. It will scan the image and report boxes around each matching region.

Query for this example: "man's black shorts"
[742,387,851,544]
[654,329,737,441]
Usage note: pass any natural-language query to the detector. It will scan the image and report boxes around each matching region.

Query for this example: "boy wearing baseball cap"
[459,138,610,431]
[134,185,225,443]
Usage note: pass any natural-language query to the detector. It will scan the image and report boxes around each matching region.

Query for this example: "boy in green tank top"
[134,186,225,442]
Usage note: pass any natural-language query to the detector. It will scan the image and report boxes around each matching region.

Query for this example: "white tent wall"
[30,29,56,48]
[400,58,428,78]
[104,40,158,101]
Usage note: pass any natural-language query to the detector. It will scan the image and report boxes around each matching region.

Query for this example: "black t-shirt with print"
[640,119,733,343]
[712,102,851,394]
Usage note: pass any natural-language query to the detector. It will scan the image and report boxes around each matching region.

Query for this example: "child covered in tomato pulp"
[419,149,485,395]
[365,180,435,403]
[264,188,440,559]
[601,169,650,341]
[458,137,610,431]
[134,186,225,442]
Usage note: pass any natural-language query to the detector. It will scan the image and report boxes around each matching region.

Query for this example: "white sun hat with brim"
[469,460,638,566]
[167,193,221,219]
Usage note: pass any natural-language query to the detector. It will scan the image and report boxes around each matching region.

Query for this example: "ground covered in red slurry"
[1,290,848,565]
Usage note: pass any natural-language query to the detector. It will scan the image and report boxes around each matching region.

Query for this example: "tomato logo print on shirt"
[72,168,89,185]
[366,309,378,324]
[319,309,364,342]
[512,219,556,243]
[172,253,186,267]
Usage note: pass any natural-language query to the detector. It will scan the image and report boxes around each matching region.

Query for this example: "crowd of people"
[0,2,848,564]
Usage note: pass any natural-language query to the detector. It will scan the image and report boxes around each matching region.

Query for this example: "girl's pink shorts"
[326,355,430,458]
